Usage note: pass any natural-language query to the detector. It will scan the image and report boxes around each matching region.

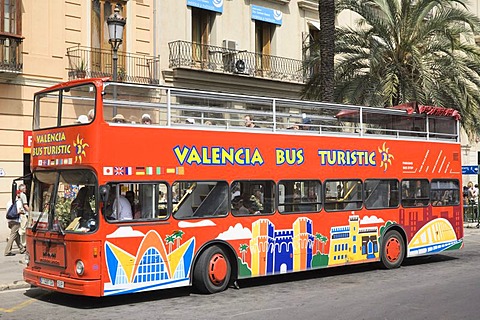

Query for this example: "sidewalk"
[0,245,29,291]
[0,223,478,292]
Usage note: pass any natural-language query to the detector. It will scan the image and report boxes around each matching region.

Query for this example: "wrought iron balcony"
[66,46,160,84]
[168,40,306,83]
[0,34,23,74]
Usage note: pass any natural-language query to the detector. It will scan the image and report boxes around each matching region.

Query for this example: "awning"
[307,20,320,30]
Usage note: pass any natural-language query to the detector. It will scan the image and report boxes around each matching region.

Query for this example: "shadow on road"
[22,253,457,308]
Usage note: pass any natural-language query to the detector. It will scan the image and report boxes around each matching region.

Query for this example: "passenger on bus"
[87,109,94,121]
[244,115,259,128]
[112,194,133,220]
[232,196,249,215]
[141,114,152,125]
[125,191,142,219]
[74,115,89,124]
[112,114,126,123]
[245,200,261,215]
[71,186,93,220]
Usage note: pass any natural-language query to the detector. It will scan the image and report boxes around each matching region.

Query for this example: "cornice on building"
[298,0,318,12]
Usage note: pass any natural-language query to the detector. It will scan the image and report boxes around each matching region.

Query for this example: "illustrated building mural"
[249,217,314,276]
[328,215,379,265]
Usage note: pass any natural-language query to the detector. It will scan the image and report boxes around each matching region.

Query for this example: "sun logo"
[378,142,394,171]
[73,134,89,163]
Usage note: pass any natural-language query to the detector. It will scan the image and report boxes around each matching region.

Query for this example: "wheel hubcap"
[208,253,227,285]
[385,237,401,263]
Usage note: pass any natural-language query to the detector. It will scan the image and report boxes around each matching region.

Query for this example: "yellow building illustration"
[328,215,379,266]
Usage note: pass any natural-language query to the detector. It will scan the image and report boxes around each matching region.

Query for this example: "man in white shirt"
[112,194,133,220]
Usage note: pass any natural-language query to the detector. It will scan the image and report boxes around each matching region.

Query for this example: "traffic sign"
[462,165,479,175]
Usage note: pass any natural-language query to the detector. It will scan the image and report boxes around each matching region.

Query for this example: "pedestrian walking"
[4,189,26,256]
[17,183,29,248]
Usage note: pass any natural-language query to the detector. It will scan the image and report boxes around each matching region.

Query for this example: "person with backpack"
[4,189,26,256]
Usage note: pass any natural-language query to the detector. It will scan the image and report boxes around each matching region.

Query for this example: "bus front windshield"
[31,170,98,233]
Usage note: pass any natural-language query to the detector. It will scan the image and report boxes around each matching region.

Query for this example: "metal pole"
[112,47,118,116]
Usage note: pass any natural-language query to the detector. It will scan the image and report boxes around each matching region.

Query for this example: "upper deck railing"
[34,80,460,143]
[101,82,459,142]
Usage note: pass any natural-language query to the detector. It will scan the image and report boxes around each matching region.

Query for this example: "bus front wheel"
[193,245,231,294]
[380,230,405,269]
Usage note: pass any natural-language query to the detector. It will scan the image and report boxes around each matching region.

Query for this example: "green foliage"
[55,197,73,229]
[303,0,480,140]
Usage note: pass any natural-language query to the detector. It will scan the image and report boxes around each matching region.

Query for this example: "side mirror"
[99,185,110,203]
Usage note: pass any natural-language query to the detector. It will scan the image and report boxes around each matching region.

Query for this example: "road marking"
[0,298,36,313]
[0,289,48,313]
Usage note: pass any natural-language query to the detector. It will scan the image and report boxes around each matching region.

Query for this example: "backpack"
[6,199,20,220]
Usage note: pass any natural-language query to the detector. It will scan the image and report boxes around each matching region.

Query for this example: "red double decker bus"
[23,78,463,296]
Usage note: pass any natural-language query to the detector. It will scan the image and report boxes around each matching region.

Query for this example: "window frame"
[401,179,430,208]
[430,179,460,207]
[231,180,275,216]
[172,180,229,219]
[324,179,363,212]
[364,179,400,210]
[277,179,322,214]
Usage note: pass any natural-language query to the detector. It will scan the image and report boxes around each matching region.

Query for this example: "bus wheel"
[380,230,405,269]
[193,245,231,294]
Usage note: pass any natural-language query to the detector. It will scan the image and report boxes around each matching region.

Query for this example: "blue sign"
[251,5,283,26]
[187,0,223,13]
[462,165,479,175]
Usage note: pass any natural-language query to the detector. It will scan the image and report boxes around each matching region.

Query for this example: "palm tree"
[239,244,249,262]
[305,0,480,139]
[320,235,328,254]
[165,234,175,253]
[315,233,323,253]
[173,230,185,249]
[317,0,336,102]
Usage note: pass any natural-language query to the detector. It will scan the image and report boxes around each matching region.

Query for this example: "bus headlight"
[25,252,30,265]
[75,260,85,276]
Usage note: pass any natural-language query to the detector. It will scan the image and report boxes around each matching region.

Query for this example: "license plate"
[56,280,64,288]
[39,277,54,287]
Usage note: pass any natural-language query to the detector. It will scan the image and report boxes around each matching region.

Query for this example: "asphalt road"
[1,228,479,320]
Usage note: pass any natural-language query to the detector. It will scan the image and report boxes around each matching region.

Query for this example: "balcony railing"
[67,46,160,84]
[0,34,23,73]
[168,40,306,83]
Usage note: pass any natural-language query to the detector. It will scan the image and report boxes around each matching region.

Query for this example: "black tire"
[380,230,405,269]
[193,245,231,294]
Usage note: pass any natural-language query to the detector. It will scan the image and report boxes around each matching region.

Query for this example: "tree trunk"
[319,0,335,102]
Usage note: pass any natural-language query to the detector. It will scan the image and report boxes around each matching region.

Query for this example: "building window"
[91,1,127,72]
[0,0,22,70]
[192,7,214,65]
[255,21,274,72]
[1,0,21,35]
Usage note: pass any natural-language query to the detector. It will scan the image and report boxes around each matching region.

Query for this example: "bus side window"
[401,179,430,207]
[364,179,399,209]
[172,181,228,219]
[430,179,459,207]
[231,180,275,216]
[324,180,362,211]
[278,180,321,214]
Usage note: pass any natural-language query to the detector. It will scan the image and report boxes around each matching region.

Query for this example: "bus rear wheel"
[193,245,231,294]
[380,230,405,269]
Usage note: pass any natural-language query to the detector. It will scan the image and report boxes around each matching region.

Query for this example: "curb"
[0,280,31,291]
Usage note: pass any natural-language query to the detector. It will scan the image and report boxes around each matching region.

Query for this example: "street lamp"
[107,6,126,115]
